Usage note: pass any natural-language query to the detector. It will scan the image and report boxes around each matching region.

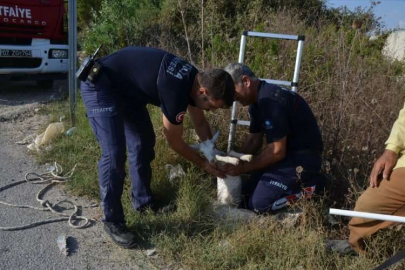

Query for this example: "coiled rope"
[0,162,96,231]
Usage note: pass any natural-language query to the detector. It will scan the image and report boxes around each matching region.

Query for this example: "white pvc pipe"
[330,208,405,223]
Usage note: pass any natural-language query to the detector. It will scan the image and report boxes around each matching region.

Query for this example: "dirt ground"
[0,80,162,270]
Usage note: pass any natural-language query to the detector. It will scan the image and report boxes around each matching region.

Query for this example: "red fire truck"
[0,0,69,88]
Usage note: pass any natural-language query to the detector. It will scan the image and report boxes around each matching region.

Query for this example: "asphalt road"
[0,80,154,270]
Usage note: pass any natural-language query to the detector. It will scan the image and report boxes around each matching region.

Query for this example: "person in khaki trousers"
[349,103,405,253]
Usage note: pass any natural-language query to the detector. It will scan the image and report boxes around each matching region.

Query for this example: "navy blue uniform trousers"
[81,81,155,223]
[243,154,322,213]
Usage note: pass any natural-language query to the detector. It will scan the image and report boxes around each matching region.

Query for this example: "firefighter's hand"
[221,163,245,176]
[370,150,398,188]
[201,160,226,178]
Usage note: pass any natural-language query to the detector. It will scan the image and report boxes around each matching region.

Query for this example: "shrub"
[43,1,405,268]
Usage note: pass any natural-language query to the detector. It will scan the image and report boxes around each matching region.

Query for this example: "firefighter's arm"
[162,114,225,178]
[239,132,264,155]
[188,105,212,141]
[222,136,287,176]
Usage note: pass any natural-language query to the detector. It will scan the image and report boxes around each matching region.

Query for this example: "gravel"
[0,80,152,270]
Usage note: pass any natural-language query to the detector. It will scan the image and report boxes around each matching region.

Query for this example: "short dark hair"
[198,69,235,108]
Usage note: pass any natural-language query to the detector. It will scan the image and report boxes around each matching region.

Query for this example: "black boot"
[103,222,137,249]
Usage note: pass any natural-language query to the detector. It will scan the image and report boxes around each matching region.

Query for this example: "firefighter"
[80,46,234,248]
[223,63,324,213]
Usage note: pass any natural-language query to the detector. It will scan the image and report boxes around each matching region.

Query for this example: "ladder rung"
[260,78,292,86]
[236,120,250,126]
[244,31,301,41]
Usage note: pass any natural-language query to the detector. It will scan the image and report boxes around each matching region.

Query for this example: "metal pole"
[68,0,77,125]
[292,39,304,92]
[237,35,247,64]
[244,31,300,40]
[330,208,405,223]
[227,34,247,152]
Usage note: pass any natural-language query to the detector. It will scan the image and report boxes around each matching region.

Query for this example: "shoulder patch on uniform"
[176,112,186,123]
[264,120,273,130]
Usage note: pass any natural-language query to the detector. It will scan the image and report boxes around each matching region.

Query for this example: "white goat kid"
[190,131,252,206]
[189,131,224,163]
[215,150,252,205]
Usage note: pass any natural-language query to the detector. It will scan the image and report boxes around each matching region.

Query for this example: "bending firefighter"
[79,46,234,248]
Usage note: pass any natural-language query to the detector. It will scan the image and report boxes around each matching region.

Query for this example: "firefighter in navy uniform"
[80,47,234,248]
[223,63,324,213]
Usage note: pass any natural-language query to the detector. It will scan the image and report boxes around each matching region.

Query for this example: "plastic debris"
[56,234,69,256]
[218,239,231,248]
[146,249,156,256]
[46,165,56,172]
[27,122,65,151]
[164,164,186,182]
[66,127,77,136]
[15,134,36,145]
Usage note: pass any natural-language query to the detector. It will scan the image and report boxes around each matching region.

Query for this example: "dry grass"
[38,8,405,270]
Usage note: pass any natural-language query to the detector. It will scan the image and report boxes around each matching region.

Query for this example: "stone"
[325,239,357,256]
[383,30,405,61]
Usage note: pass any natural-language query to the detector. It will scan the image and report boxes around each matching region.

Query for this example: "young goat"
[190,131,252,206]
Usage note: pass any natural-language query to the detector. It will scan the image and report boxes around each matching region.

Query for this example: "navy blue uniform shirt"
[97,47,198,125]
[249,81,323,152]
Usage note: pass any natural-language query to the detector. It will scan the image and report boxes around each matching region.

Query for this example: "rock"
[383,30,405,61]
[273,209,303,228]
[328,214,340,226]
[325,239,357,256]
[209,203,257,223]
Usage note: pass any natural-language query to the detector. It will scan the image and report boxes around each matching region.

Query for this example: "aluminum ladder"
[227,31,305,152]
